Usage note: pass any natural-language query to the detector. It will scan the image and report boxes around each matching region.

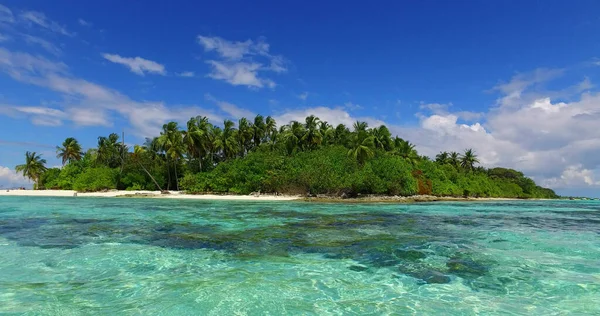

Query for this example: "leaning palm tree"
[56,137,83,165]
[460,148,480,171]
[131,145,163,191]
[15,151,47,190]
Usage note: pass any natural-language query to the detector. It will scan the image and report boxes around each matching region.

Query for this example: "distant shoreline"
[0,189,563,203]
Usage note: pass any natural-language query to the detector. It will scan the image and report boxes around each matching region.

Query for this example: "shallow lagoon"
[0,197,599,314]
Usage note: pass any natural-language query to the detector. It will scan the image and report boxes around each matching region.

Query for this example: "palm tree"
[56,137,83,165]
[460,148,480,171]
[237,118,253,156]
[253,115,266,148]
[156,122,184,190]
[96,133,124,168]
[131,145,163,191]
[333,124,350,146]
[281,121,304,155]
[265,116,277,142]
[348,122,375,164]
[435,151,449,165]
[449,151,460,167]
[221,120,239,160]
[371,125,392,151]
[302,115,322,149]
[15,151,47,189]
[391,138,419,165]
[182,116,206,171]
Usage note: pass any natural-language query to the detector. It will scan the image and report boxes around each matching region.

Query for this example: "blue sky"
[1,0,600,197]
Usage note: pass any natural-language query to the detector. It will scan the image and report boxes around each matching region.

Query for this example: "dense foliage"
[22,114,556,198]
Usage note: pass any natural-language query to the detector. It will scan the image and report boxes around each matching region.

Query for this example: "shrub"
[73,167,118,192]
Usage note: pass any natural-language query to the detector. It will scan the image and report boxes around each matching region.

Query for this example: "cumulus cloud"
[102,53,166,76]
[0,166,28,188]
[197,35,287,88]
[19,11,74,36]
[273,106,385,128]
[392,68,600,192]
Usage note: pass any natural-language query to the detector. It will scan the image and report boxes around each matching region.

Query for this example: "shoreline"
[0,190,553,203]
[0,190,300,201]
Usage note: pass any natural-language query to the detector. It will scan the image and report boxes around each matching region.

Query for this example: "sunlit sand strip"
[0,190,300,201]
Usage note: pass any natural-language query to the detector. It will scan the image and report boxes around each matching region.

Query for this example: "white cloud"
[78,18,91,27]
[102,53,166,76]
[197,35,287,88]
[0,32,9,42]
[0,4,14,23]
[197,36,256,60]
[274,106,385,128]
[19,11,74,36]
[206,60,274,88]
[0,166,28,188]
[541,165,600,188]
[22,34,61,56]
[177,71,195,77]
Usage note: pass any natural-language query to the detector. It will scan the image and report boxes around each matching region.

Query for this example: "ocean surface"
[0,197,598,315]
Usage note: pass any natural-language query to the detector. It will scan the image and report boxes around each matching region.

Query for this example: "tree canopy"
[21,114,556,199]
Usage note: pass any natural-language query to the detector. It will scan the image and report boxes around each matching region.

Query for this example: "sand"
[0,190,300,201]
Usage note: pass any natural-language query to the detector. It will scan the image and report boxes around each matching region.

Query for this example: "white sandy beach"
[0,190,300,201]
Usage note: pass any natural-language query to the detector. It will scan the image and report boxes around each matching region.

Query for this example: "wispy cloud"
[22,34,61,56]
[0,4,14,23]
[0,47,223,137]
[102,53,166,76]
[19,11,74,36]
[205,94,255,119]
[197,35,287,89]
[177,71,195,77]
[0,33,9,42]
[78,18,92,27]
[298,92,308,100]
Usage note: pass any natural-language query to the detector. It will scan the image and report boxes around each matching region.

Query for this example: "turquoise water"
[0,197,599,315]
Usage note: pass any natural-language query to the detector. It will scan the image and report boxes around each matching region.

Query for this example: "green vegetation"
[20,114,557,198]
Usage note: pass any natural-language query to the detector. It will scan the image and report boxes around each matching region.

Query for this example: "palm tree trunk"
[174,158,179,191]
[166,158,171,190]
[137,161,163,191]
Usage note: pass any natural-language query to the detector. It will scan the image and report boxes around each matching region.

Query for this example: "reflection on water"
[0,197,599,314]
